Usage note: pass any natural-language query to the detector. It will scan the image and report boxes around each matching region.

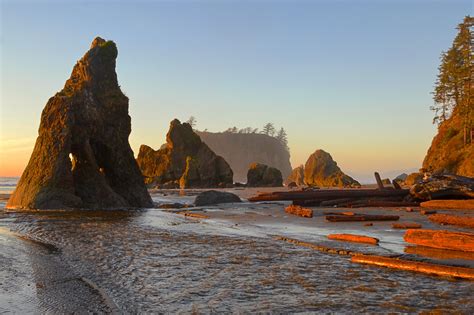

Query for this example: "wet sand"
[1,188,474,313]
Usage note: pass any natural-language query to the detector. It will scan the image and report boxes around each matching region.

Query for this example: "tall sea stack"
[7,37,153,210]
[137,119,234,188]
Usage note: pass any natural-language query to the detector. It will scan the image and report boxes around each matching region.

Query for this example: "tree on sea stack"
[423,16,473,177]
[431,16,473,145]
[261,122,276,137]
[6,37,153,210]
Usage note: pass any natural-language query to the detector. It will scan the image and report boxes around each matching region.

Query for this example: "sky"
[0,0,471,182]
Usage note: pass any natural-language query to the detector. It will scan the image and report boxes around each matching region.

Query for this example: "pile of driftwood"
[249,172,474,208]
[249,172,417,207]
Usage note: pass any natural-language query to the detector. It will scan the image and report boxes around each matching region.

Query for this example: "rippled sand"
[1,189,474,313]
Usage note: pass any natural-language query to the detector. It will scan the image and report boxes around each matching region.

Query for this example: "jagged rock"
[285,165,305,186]
[423,107,473,177]
[393,173,408,184]
[194,190,242,206]
[304,149,360,188]
[137,119,233,189]
[404,172,424,186]
[246,163,283,187]
[6,37,152,210]
[382,178,391,185]
[410,174,474,200]
[196,131,292,182]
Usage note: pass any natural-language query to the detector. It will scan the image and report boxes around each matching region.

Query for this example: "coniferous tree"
[276,127,289,152]
[431,16,473,144]
[261,123,276,137]
[186,116,197,128]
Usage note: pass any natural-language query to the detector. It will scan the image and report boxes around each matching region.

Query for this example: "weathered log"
[319,198,355,206]
[410,174,474,200]
[404,245,474,261]
[374,172,385,190]
[392,181,402,190]
[420,199,474,210]
[404,229,474,252]
[248,188,409,202]
[392,223,422,229]
[325,214,399,222]
[348,200,419,208]
[285,205,313,218]
[323,211,355,216]
[328,233,379,245]
[428,214,474,229]
[351,254,474,280]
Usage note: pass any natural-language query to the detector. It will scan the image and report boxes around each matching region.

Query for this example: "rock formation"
[137,119,233,188]
[303,149,360,188]
[423,107,473,177]
[393,173,408,184]
[404,172,424,186]
[194,190,242,206]
[196,131,292,182]
[7,37,153,210]
[285,165,305,186]
[246,163,283,187]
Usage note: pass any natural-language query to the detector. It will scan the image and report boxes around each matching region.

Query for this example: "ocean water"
[1,177,474,313]
[0,177,18,194]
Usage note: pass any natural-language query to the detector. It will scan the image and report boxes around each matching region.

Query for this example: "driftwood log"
[248,189,409,202]
[374,172,385,190]
[428,214,474,229]
[285,205,313,218]
[351,254,474,280]
[328,234,379,245]
[410,174,474,200]
[404,229,474,252]
[404,245,474,261]
[325,214,399,222]
[420,199,474,210]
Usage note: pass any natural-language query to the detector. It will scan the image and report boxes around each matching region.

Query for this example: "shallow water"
[1,194,474,313]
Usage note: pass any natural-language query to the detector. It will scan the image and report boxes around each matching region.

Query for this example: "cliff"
[196,131,292,183]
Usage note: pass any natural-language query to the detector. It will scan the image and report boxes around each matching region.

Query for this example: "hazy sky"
[0,0,471,181]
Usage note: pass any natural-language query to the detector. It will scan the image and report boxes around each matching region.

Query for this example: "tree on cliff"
[431,16,473,145]
[262,123,276,137]
[276,127,289,152]
[186,116,197,128]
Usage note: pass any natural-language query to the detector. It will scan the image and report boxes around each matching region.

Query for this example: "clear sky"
[0,0,471,182]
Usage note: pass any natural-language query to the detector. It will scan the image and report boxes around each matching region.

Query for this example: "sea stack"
[7,37,153,210]
[285,165,305,186]
[304,149,360,188]
[246,163,283,187]
[137,119,234,188]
